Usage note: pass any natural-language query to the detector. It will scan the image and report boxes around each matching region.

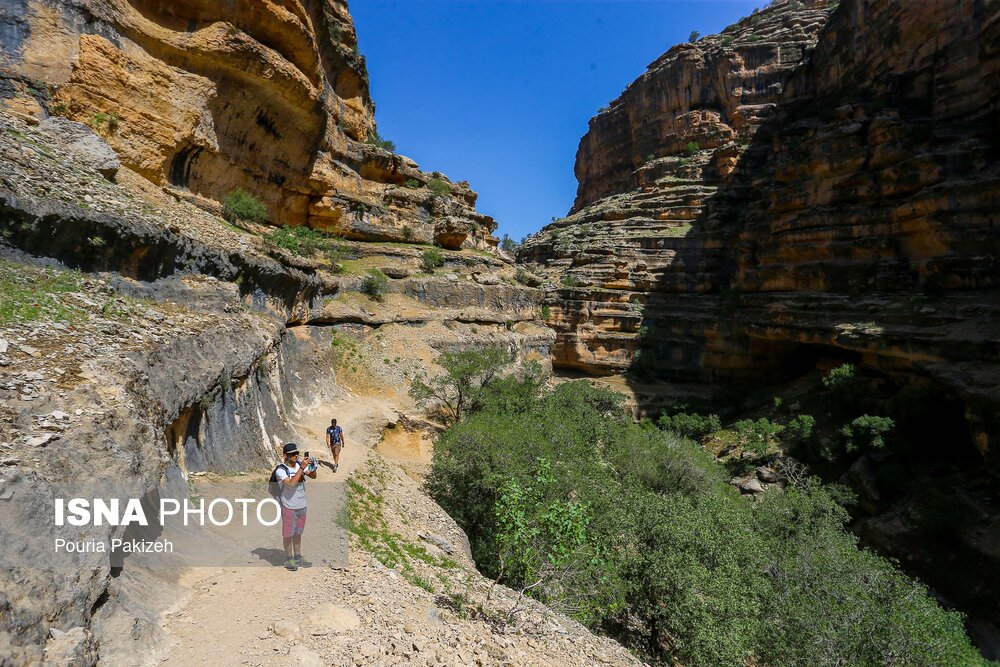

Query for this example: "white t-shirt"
[274,462,307,509]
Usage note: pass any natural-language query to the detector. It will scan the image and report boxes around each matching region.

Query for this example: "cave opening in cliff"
[168,144,202,189]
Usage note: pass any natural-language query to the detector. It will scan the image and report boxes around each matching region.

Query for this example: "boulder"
[38,117,120,180]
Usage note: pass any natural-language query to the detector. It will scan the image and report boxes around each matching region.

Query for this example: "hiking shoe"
[284,558,298,571]
[295,556,313,568]
[332,464,338,472]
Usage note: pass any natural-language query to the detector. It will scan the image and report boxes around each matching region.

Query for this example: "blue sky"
[351,1,761,240]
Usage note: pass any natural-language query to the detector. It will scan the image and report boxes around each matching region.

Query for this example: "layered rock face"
[520,0,1000,470]
[0,0,495,249]
[0,104,551,664]
[521,0,834,375]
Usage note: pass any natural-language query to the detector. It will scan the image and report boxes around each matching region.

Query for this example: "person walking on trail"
[325,418,346,472]
[274,442,316,571]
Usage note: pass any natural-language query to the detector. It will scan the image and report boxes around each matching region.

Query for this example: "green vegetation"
[560,274,581,288]
[223,189,268,224]
[733,417,784,458]
[822,363,864,413]
[263,225,352,273]
[360,268,388,301]
[840,414,895,454]
[500,233,518,254]
[349,471,455,592]
[785,414,817,444]
[90,111,119,135]
[404,178,421,189]
[540,305,551,320]
[402,225,413,240]
[428,178,451,196]
[409,345,516,424]
[657,411,721,441]
[0,260,84,324]
[366,130,395,152]
[428,374,989,667]
[421,247,445,273]
[689,30,701,42]
[721,35,735,47]
[685,140,700,155]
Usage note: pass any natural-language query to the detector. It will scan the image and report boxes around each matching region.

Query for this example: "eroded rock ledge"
[0,0,496,249]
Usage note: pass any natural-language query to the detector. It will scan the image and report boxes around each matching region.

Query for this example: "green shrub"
[685,140,700,155]
[689,30,700,42]
[426,381,986,666]
[366,130,395,152]
[560,274,580,288]
[733,418,784,458]
[822,363,864,414]
[402,225,413,240]
[360,268,388,301]
[658,412,721,440]
[404,178,421,189]
[223,189,268,224]
[427,378,984,667]
[840,415,895,453]
[408,345,514,423]
[421,247,444,273]
[786,414,816,444]
[91,111,119,134]
[266,225,332,256]
[721,35,735,46]
[428,178,451,196]
[540,305,551,320]
[500,234,518,253]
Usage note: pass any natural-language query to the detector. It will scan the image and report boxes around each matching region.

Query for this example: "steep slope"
[0,0,493,248]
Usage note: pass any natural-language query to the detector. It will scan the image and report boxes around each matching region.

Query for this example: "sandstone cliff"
[0,106,555,664]
[0,0,495,249]
[520,0,1000,468]
[0,3,562,663]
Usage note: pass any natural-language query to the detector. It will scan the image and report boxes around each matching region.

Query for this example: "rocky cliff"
[519,0,1000,470]
[0,0,495,249]
[519,0,1000,645]
[0,2,563,663]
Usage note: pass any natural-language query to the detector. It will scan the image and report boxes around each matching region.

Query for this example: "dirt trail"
[157,392,397,667]
[153,390,640,667]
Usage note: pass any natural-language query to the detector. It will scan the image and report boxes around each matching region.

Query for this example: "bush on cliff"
[428,379,990,667]
[421,247,445,273]
[223,188,268,224]
[360,268,388,301]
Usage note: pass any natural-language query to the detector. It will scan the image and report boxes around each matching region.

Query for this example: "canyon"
[519,0,1000,653]
[1,0,1000,664]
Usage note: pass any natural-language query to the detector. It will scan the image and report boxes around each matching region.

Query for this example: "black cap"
[282,443,300,455]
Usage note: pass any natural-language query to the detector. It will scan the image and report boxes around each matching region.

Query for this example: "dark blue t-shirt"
[327,425,343,445]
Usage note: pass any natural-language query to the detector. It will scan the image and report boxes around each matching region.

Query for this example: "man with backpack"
[270,442,316,571]
[325,418,346,472]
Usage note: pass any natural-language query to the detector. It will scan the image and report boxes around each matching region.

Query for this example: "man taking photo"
[274,442,316,571]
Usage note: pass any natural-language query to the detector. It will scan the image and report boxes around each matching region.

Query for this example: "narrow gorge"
[1,0,999,665]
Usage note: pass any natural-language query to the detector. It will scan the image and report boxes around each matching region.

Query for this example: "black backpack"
[268,464,290,505]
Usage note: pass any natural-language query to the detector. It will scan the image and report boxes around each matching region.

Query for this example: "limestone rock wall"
[0,0,496,249]
[519,0,1000,468]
